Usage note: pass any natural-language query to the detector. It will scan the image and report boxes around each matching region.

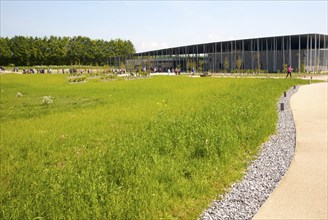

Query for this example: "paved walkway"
[253,82,328,219]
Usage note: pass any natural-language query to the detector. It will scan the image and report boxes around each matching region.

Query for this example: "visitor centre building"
[118,33,328,73]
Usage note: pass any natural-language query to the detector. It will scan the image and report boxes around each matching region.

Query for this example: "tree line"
[0,36,136,66]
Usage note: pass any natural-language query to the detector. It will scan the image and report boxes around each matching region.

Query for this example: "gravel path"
[200,86,299,220]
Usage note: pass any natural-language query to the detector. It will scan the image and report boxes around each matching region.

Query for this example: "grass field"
[0,74,307,219]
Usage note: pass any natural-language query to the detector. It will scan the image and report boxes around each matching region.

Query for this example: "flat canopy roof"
[134,33,328,56]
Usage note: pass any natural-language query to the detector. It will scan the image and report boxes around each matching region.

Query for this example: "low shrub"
[68,76,87,83]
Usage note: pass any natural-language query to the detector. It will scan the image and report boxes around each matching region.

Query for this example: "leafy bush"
[282,64,288,73]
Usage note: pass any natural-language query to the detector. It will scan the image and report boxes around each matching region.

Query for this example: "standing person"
[286,65,292,78]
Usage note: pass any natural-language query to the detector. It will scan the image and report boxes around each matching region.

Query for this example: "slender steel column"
[156,50,158,70]
[214,42,217,72]
[256,38,260,70]
[196,45,199,71]
[325,35,328,71]
[282,36,285,67]
[298,35,301,72]
[220,42,223,70]
[242,40,245,70]
[186,46,188,72]
[318,34,320,72]
[203,44,206,72]
[306,34,309,73]
[170,48,172,69]
[192,46,195,71]
[251,39,254,70]
[314,34,317,72]
[266,38,269,72]
[234,40,237,71]
[230,41,233,71]
[289,36,292,67]
[310,34,313,72]
[274,37,277,72]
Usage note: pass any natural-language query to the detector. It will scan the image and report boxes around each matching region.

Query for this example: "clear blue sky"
[1,0,327,53]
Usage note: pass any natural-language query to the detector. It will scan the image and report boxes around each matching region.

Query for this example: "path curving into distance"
[253,82,328,219]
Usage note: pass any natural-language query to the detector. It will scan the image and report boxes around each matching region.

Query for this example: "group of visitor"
[1,64,295,77]
[22,68,52,74]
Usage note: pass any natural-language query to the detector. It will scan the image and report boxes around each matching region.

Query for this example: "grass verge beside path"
[0,74,307,219]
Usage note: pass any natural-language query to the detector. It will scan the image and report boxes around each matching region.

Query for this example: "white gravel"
[200,86,299,220]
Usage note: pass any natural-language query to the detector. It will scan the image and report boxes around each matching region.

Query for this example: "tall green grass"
[0,74,306,219]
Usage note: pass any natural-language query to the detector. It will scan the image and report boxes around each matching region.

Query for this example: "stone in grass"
[16,92,23,97]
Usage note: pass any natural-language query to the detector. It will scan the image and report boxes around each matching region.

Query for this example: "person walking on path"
[286,65,292,78]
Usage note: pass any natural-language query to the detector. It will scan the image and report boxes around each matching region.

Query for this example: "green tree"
[10,36,31,66]
[92,39,106,65]
[0,37,12,65]
[28,37,44,66]
[66,36,89,65]
[45,36,68,65]
[1,36,136,66]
